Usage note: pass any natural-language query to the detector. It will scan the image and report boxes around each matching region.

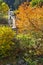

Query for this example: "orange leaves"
[15,2,43,33]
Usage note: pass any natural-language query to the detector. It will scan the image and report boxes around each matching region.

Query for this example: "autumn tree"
[0,1,9,14]
[15,2,43,33]
[1,2,9,13]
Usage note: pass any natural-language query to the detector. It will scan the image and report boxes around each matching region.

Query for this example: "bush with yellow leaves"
[0,26,15,59]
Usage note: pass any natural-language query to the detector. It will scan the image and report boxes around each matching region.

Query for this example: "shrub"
[16,31,43,56]
[16,33,35,49]
[15,32,43,65]
[0,26,15,59]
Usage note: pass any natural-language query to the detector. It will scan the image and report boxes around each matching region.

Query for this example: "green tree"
[30,0,43,7]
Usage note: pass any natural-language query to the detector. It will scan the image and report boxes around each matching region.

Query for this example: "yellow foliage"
[0,26,15,45]
[0,2,9,14]
[0,26,16,58]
